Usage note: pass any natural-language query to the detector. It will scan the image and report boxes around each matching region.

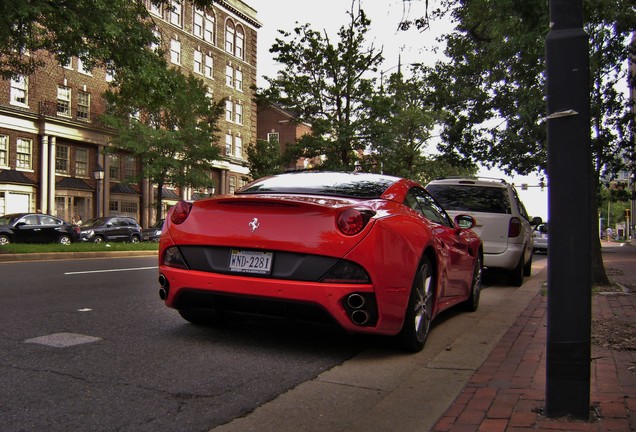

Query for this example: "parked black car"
[0,213,80,245]
[142,219,164,242]
[79,216,142,243]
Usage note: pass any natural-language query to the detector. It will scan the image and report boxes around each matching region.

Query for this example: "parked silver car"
[533,223,548,253]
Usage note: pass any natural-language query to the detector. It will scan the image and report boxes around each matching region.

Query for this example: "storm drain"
[24,332,101,348]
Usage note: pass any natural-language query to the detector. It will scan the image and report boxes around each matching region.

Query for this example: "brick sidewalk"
[432,245,636,432]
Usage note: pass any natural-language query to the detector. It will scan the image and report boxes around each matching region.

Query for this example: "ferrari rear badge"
[249,218,260,232]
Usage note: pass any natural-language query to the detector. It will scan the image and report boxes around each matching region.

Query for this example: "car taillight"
[337,209,375,236]
[508,217,521,237]
[320,260,370,284]
[171,200,192,225]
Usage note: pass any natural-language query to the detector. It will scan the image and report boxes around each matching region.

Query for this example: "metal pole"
[545,0,592,419]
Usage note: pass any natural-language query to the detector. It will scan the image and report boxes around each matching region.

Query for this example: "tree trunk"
[156,181,164,223]
[590,170,610,285]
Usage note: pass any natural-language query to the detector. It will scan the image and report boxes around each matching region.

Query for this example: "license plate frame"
[229,249,274,275]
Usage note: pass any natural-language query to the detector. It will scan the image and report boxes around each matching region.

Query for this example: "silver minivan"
[426,177,541,286]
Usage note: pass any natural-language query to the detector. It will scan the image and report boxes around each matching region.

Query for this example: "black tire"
[463,254,482,312]
[508,253,524,287]
[131,235,140,243]
[93,235,105,244]
[523,252,533,277]
[0,234,11,245]
[57,235,72,245]
[178,309,218,326]
[395,257,435,352]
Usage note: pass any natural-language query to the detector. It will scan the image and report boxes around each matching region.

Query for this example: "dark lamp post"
[94,164,104,218]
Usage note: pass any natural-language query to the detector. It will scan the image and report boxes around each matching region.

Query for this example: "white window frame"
[234,103,243,125]
[235,68,243,91]
[225,100,233,122]
[77,91,90,120]
[150,28,161,52]
[0,135,8,167]
[10,75,28,107]
[235,26,244,59]
[225,21,235,53]
[16,138,32,170]
[225,133,232,156]
[149,1,161,17]
[56,144,69,174]
[77,57,92,75]
[234,135,242,158]
[57,85,72,117]
[225,64,233,87]
[204,13,214,43]
[75,148,88,177]
[204,54,213,78]
[193,49,203,75]
[169,0,182,27]
[193,8,204,38]
[170,38,181,65]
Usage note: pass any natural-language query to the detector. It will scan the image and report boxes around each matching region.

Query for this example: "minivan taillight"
[508,217,521,237]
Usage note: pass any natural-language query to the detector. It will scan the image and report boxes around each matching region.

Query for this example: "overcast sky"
[251,0,549,219]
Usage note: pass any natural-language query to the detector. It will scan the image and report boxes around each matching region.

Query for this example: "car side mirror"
[531,216,543,227]
[455,214,476,229]
[106,222,113,227]
[15,222,26,227]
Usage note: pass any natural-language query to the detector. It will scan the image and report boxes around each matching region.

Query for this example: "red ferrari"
[158,172,483,352]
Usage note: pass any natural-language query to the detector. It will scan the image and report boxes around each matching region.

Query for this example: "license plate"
[229,250,273,274]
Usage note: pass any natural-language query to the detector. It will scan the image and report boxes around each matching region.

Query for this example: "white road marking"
[64,266,157,275]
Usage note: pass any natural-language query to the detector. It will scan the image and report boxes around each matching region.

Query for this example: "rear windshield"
[237,172,398,199]
[427,184,511,214]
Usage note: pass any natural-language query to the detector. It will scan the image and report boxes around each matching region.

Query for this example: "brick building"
[0,0,260,228]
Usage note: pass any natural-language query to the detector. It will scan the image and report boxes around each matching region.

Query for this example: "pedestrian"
[76,215,83,226]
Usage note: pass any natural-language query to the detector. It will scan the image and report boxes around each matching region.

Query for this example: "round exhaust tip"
[159,274,168,288]
[347,293,366,309]
[159,288,167,300]
[351,309,369,326]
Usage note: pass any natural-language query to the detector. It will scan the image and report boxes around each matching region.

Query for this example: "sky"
[251,0,549,220]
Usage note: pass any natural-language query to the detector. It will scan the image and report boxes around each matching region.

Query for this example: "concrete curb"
[0,250,158,262]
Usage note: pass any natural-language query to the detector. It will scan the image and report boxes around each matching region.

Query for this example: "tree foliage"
[262,0,383,171]
[0,0,214,80]
[101,66,223,216]
[246,139,286,180]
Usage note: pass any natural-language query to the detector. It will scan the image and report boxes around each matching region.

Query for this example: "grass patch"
[0,242,158,254]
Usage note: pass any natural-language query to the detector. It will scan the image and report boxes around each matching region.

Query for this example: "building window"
[56,145,69,174]
[235,69,243,91]
[235,26,244,59]
[109,154,120,180]
[77,57,92,75]
[149,1,161,17]
[234,103,243,125]
[16,138,32,170]
[229,176,236,194]
[10,75,28,106]
[206,86,213,100]
[234,135,242,158]
[0,135,8,167]
[267,132,280,143]
[193,8,204,38]
[123,155,136,180]
[170,39,181,65]
[225,100,233,122]
[204,54,213,78]
[121,201,138,216]
[204,12,215,43]
[77,91,90,120]
[150,28,161,52]
[57,85,71,117]
[193,49,203,74]
[169,0,182,27]
[225,64,233,87]
[75,148,88,177]
[109,200,119,213]
[225,133,232,156]
[225,21,235,53]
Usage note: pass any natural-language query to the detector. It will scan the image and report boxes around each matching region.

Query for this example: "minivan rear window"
[427,185,511,214]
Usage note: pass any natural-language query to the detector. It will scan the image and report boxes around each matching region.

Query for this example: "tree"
[246,139,286,180]
[262,0,383,171]
[414,0,636,284]
[101,65,223,218]
[0,0,214,79]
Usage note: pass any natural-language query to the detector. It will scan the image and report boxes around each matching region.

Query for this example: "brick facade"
[0,0,260,227]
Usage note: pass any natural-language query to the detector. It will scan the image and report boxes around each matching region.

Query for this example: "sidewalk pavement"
[432,241,636,432]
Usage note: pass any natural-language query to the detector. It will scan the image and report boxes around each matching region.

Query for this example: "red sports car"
[158,172,483,352]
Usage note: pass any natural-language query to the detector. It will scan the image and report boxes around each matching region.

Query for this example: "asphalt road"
[0,254,547,431]
[0,256,366,432]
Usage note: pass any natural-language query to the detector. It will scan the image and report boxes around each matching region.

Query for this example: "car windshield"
[0,214,20,225]
[152,219,164,228]
[427,184,511,214]
[237,172,399,199]
[82,217,108,227]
